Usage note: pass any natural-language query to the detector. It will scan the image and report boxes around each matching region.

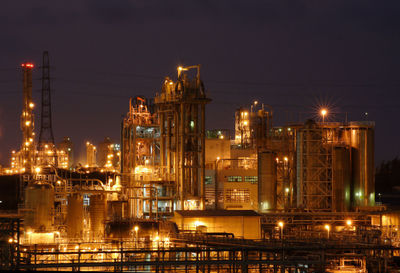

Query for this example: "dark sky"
[1,0,400,165]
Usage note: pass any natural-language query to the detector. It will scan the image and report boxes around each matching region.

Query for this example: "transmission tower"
[38,51,55,146]
[36,51,58,167]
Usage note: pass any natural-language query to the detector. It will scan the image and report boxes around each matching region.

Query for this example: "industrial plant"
[1,52,399,272]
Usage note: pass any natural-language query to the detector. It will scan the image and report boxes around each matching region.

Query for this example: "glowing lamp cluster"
[21,63,34,68]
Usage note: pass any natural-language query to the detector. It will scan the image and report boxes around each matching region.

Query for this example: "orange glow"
[21,63,34,68]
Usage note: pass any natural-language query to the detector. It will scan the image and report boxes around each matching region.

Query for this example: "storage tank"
[90,194,106,239]
[24,183,54,231]
[67,194,84,239]
[332,146,351,212]
[108,200,126,221]
[258,151,277,211]
[349,122,375,207]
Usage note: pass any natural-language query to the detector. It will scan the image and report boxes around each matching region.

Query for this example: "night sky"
[1,1,400,166]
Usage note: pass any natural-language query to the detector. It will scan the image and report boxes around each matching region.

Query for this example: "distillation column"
[20,62,35,173]
[155,66,211,210]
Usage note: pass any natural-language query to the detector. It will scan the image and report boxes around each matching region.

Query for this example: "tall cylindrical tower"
[20,62,35,173]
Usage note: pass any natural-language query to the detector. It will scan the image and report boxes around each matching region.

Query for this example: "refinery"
[0,52,399,272]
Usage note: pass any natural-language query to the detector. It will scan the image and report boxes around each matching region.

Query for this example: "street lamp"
[320,108,328,123]
[134,225,139,247]
[278,221,284,240]
[324,224,330,239]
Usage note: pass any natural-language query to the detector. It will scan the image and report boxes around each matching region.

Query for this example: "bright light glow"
[254,100,258,105]
[134,165,152,174]
[194,220,204,227]
[216,157,220,160]
[134,226,139,232]
[29,102,34,108]
[243,121,248,126]
[22,63,34,68]
[346,220,352,226]
[320,108,327,117]
[324,224,330,231]
[8,238,13,243]
[35,167,41,173]
[284,156,288,162]
[278,221,284,228]
[219,135,224,139]
[285,188,289,193]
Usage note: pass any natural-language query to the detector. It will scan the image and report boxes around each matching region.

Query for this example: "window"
[205,176,213,185]
[227,176,242,182]
[244,176,258,183]
[225,189,250,203]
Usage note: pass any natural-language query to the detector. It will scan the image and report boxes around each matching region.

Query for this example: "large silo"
[24,183,54,231]
[349,122,375,207]
[67,194,84,239]
[258,151,277,212]
[332,146,351,212]
[90,194,106,239]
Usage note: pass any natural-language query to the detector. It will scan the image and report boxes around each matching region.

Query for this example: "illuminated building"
[57,137,73,169]
[98,137,120,171]
[86,141,97,167]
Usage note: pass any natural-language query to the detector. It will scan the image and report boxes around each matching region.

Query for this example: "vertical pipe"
[166,117,171,177]
[180,103,185,210]
[160,111,165,174]
[200,103,206,210]
[193,104,199,197]
[149,184,152,218]
[174,106,179,210]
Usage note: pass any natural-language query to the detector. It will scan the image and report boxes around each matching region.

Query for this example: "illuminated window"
[225,189,250,203]
[244,176,258,183]
[205,176,213,185]
[227,176,242,182]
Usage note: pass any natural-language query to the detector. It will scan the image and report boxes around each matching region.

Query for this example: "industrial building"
[0,60,399,272]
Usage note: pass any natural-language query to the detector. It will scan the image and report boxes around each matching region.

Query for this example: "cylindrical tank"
[349,123,375,207]
[67,194,84,239]
[108,200,125,221]
[258,151,277,211]
[332,146,351,212]
[24,183,54,231]
[90,194,106,239]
